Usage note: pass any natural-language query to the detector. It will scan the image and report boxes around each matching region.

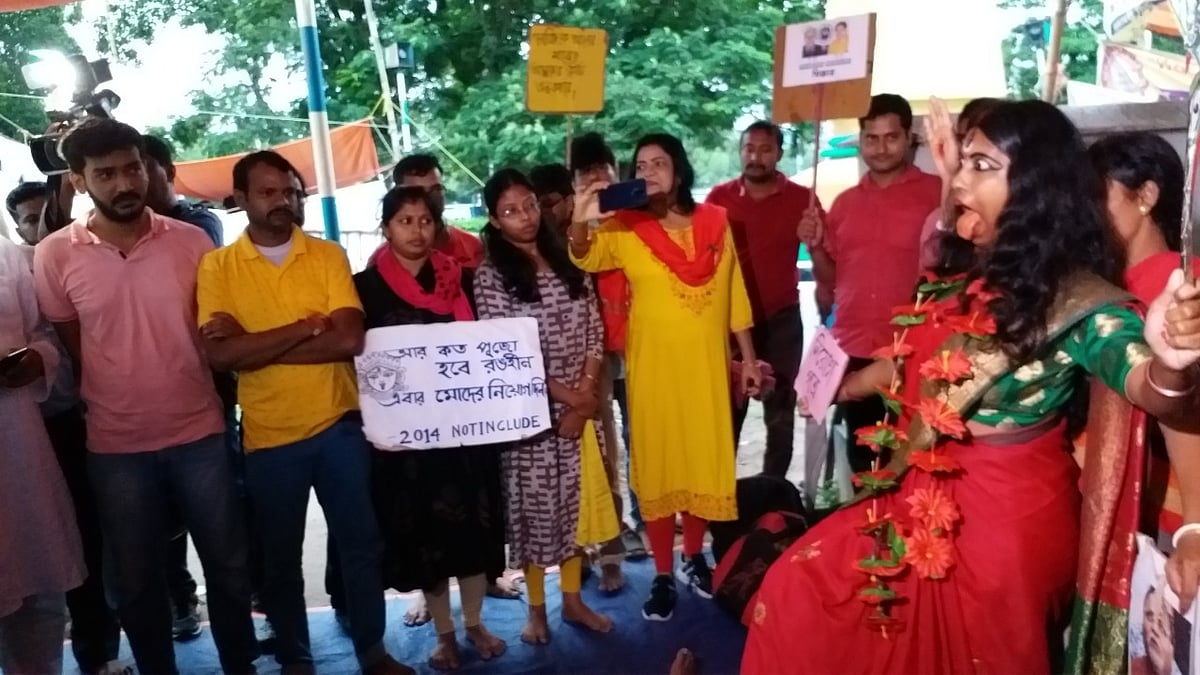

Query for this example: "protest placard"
[356,317,552,451]
[772,13,876,124]
[526,24,607,114]
[794,326,850,421]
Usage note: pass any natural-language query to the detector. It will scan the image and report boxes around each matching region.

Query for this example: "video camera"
[21,54,121,175]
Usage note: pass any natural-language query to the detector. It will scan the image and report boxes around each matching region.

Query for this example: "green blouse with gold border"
[969,303,1152,429]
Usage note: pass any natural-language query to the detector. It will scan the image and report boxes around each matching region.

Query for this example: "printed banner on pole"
[781,14,871,88]
[356,317,552,450]
[794,326,850,421]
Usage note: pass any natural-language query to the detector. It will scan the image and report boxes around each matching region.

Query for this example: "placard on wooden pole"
[771,13,877,125]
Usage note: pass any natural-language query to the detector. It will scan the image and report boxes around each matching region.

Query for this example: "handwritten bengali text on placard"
[526,24,607,114]
[794,326,850,421]
[356,317,552,450]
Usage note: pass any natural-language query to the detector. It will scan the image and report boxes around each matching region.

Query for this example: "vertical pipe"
[396,70,413,154]
[1042,0,1070,103]
[294,0,340,240]
[363,0,400,161]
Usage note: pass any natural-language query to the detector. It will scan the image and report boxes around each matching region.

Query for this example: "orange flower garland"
[851,275,997,637]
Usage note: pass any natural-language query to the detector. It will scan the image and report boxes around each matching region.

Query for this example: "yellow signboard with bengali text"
[525,24,608,114]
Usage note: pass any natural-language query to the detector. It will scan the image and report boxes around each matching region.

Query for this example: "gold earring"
[1139,205,1149,215]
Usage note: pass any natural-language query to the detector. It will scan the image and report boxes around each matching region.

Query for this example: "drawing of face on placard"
[358,352,408,406]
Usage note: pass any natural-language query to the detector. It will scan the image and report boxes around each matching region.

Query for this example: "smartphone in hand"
[598,179,648,213]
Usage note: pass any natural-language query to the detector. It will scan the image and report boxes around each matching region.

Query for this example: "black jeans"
[45,407,121,674]
[733,305,804,477]
[835,356,888,475]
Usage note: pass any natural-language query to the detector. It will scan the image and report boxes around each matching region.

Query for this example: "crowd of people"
[3,89,1200,675]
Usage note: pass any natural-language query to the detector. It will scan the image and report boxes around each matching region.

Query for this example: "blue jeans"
[244,414,386,668]
[88,434,257,675]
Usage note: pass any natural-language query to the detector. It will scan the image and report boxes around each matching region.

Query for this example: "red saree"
[741,275,1146,675]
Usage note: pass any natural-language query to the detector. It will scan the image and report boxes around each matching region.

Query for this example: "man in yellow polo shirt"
[196,151,412,675]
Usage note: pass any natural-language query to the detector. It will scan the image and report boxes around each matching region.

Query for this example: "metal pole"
[362,0,400,161]
[1042,0,1070,103]
[396,70,413,154]
[294,0,339,240]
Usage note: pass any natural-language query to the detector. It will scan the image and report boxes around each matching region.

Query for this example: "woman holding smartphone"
[569,133,762,622]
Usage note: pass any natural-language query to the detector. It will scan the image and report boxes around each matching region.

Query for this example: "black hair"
[232,150,302,193]
[141,134,176,181]
[1089,132,1185,252]
[957,98,1003,135]
[480,168,586,303]
[859,93,914,132]
[529,163,574,198]
[631,133,697,214]
[570,132,616,175]
[836,20,848,28]
[61,118,145,174]
[393,153,441,184]
[741,121,784,151]
[380,185,444,232]
[6,181,47,219]
[934,99,1122,363]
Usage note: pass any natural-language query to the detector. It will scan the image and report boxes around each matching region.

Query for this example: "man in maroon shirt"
[708,121,820,477]
[808,94,941,474]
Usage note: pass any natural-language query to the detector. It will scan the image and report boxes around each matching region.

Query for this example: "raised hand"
[924,97,959,182]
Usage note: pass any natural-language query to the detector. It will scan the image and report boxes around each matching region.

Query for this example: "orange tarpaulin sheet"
[173,120,381,204]
[0,0,75,10]
[1148,2,1182,37]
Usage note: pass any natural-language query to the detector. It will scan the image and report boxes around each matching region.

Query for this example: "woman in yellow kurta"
[569,133,763,622]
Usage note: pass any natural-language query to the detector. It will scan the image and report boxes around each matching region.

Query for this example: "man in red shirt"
[809,94,941,474]
[366,154,484,269]
[707,121,819,477]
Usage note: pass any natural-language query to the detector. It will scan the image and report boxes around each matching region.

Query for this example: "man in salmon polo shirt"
[809,93,941,475]
[33,118,257,675]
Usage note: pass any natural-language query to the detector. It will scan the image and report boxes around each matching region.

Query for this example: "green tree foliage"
[99,0,824,197]
[0,5,80,139]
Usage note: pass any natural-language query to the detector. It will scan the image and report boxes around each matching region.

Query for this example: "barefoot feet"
[428,633,461,671]
[403,594,431,627]
[598,563,625,594]
[521,604,551,645]
[465,623,507,660]
[562,592,613,633]
[670,648,697,675]
[488,575,522,600]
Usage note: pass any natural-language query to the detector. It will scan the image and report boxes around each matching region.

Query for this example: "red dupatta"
[376,248,474,321]
[613,203,727,287]
[597,203,729,352]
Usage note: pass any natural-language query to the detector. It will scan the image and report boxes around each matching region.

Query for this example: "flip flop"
[622,528,649,560]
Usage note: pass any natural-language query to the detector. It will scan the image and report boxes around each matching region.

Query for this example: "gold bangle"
[1147,362,1195,399]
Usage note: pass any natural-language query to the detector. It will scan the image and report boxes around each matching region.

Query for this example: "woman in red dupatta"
[742,101,1200,674]
[1091,132,1200,612]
